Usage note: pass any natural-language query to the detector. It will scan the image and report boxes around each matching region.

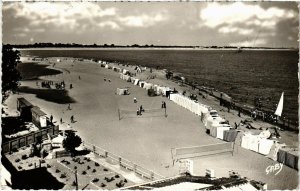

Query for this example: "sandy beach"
[4,57,298,190]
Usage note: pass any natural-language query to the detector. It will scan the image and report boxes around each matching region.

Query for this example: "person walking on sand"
[140,105,144,113]
[60,118,63,124]
[70,115,74,123]
[134,97,137,103]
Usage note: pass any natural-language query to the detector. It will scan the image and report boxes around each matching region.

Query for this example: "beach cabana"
[17,97,33,121]
[122,69,129,75]
[31,106,47,128]
[135,66,142,73]
[138,81,145,88]
[144,83,153,90]
[116,88,129,95]
[134,79,140,86]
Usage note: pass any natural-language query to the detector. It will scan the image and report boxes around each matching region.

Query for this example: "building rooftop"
[17,97,33,107]
[31,106,47,116]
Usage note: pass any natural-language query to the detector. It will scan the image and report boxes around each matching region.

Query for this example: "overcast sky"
[3,1,299,48]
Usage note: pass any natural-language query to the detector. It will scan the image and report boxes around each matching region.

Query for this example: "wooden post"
[118,109,121,120]
[118,157,122,165]
[75,170,78,190]
[151,171,155,180]
[164,107,167,117]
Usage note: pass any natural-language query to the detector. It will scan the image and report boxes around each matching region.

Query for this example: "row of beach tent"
[100,61,298,170]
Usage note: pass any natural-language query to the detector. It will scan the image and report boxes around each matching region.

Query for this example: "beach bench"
[171,142,234,165]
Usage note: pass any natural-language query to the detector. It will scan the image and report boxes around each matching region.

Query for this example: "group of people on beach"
[104,77,111,82]
[39,80,53,88]
[38,80,67,90]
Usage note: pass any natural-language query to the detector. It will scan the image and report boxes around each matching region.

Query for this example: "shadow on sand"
[18,86,76,104]
[17,62,63,80]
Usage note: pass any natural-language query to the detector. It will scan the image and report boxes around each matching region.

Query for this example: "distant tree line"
[5,43,294,50]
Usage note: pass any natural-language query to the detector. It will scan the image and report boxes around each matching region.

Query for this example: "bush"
[62,132,82,152]
[124,179,127,183]
[18,166,23,170]
[47,164,51,168]
[116,181,125,188]
[60,173,66,179]
[56,169,60,173]
[82,171,87,175]
[12,148,18,153]
[87,165,91,170]
[92,169,96,173]
[115,174,120,178]
[95,162,99,166]
[28,163,33,167]
[101,183,106,187]
[105,177,114,182]
[15,158,21,163]
[74,166,77,170]
[92,178,99,183]
[103,168,108,171]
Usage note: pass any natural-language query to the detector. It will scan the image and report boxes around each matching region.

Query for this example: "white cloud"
[218,26,254,35]
[8,2,117,31]
[200,2,295,28]
[98,21,122,31]
[15,33,27,37]
[119,13,167,27]
[14,27,45,33]
[230,39,266,47]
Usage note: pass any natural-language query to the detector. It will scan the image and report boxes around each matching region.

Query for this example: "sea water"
[20,49,298,122]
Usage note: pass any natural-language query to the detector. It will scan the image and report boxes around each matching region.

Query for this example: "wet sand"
[4,57,298,190]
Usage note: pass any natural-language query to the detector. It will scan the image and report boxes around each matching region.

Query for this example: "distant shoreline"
[17,47,298,51]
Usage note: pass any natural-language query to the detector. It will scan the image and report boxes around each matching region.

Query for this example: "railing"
[2,125,59,154]
[83,141,165,181]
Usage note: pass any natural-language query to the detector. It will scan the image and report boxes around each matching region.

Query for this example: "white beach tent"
[116,88,129,95]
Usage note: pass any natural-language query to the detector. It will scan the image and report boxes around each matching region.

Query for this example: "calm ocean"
[20,49,298,122]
